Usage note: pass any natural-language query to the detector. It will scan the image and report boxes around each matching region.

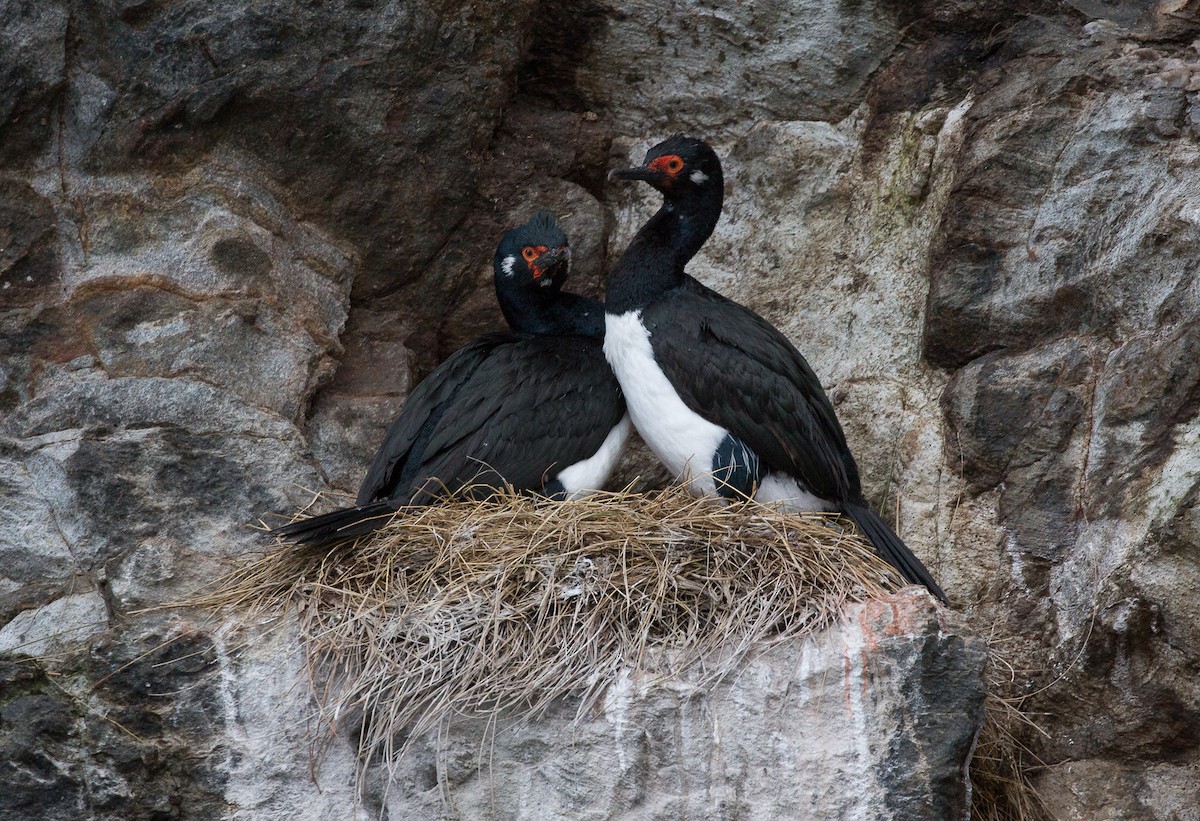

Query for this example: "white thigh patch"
[754,474,835,513]
[556,414,633,499]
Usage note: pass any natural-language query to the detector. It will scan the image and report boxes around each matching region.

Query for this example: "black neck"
[497,289,606,338]
[604,186,723,314]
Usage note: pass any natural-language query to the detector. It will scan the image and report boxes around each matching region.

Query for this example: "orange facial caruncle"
[523,245,550,277]
[647,154,685,176]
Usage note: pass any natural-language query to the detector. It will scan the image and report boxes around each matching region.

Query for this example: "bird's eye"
[521,247,538,262]
[648,154,686,176]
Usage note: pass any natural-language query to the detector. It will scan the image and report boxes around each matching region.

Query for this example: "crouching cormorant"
[602,136,947,603]
[273,212,630,546]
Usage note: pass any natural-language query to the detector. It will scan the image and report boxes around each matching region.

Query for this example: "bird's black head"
[493,210,573,294]
[609,135,723,199]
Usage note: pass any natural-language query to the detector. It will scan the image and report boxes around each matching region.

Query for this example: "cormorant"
[602,136,947,603]
[273,212,630,546]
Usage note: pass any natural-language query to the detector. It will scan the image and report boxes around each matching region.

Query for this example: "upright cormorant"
[602,136,946,603]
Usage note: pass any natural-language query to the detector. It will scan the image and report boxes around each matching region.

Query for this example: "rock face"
[374,591,984,821]
[3,1,1199,818]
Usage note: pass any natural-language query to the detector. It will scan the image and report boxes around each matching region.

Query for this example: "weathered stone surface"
[4,0,1200,818]
[132,590,974,820]
[577,0,905,131]
[0,629,232,821]
[0,592,107,658]
[0,1,67,165]
[1035,757,1200,821]
[924,17,1200,369]
[370,591,984,821]
[3,378,320,591]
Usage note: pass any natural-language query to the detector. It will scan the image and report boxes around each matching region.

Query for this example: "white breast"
[555,414,633,499]
[603,310,727,496]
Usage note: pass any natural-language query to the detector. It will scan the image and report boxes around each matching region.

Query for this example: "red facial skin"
[647,154,685,184]
[523,244,550,278]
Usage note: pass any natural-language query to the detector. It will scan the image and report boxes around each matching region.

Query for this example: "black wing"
[644,277,861,502]
[356,333,510,505]
[360,332,625,506]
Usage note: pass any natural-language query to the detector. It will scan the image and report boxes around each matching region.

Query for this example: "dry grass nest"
[190,486,1056,819]
[201,487,906,770]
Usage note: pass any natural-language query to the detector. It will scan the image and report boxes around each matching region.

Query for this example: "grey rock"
[370,591,984,821]
[4,0,1199,818]
[0,1,67,164]
[2,377,322,613]
[1035,757,1200,821]
[0,628,232,821]
[0,592,107,658]
[576,0,904,130]
[924,19,1200,368]
[191,592,984,820]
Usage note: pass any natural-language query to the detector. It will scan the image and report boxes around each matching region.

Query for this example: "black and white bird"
[603,136,947,603]
[273,212,630,546]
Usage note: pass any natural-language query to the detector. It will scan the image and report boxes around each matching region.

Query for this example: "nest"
[208,488,904,773]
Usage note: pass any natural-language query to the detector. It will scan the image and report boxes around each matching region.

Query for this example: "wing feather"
[360,333,624,506]
[645,278,860,502]
[356,333,510,504]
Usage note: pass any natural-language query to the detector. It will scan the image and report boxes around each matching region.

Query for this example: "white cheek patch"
[690,170,708,184]
[502,255,516,277]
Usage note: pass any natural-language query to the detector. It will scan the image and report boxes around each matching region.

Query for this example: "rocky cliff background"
[2,1,1199,819]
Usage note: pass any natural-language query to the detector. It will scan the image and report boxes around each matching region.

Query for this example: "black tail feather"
[269,501,398,547]
[843,502,948,605]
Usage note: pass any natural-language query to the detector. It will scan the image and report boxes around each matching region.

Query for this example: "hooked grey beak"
[531,245,572,282]
[608,166,659,182]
